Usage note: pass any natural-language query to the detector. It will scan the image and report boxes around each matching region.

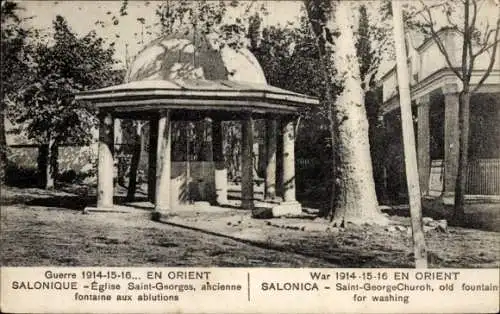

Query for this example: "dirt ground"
[1,185,499,268]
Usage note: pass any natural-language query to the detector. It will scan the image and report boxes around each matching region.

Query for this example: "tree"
[355,4,392,203]
[10,15,121,188]
[305,0,388,225]
[408,0,500,224]
[0,0,34,183]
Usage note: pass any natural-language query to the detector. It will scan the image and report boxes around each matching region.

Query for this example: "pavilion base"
[264,197,282,204]
[252,201,302,218]
[193,201,212,209]
[215,198,229,206]
[82,206,138,214]
[272,201,302,217]
[441,193,455,205]
[151,210,172,221]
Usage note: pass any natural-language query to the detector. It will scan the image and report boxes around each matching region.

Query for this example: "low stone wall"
[171,161,216,206]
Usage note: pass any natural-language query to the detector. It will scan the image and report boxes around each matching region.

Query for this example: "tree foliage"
[10,15,121,146]
[251,13,333,188]
[1,1,33,104]
[1,0,36,182]
[6,14,122,187]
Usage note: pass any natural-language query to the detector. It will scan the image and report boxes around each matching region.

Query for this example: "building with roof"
[379,29,500,202]
[76,32,318,218]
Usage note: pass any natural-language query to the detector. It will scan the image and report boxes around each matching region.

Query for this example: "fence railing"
[7,144,500,196]
[466,158,500,195]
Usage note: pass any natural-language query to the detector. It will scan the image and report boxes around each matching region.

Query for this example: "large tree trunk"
[329,1,387,226]
[453,89,471,224]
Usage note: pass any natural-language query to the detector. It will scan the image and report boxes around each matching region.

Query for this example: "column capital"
[280,114,298,124]
[158,108,171,116]
[242,111,254,120]
[98,110,113,124]
[415,94,430,106]
[441,83,460,95]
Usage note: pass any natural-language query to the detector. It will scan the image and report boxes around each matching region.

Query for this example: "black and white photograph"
[1,0,499,312]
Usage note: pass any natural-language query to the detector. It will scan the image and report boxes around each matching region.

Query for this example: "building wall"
[469,93,500,159]
[382,29,500,105]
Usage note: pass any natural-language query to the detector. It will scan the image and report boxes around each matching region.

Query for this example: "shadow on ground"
[380,199,500,232]
[1,184,152,212]
[1,184,499,268]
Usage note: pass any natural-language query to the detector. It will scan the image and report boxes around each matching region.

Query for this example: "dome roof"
[125,33,267,85]
[76,32,318,117]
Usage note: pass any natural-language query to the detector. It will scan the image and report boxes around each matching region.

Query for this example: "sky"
[18,1,304,68]
[15,0,499,76]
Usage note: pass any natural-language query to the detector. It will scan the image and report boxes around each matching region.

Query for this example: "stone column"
[443,85,460,197]
[417,94,430,196]
[154,110,172,215]
[241,115,254,210]
[113,118,126,187]
[270,118,301,217]
[282,119,297,202]
[148,117,159,202]
[276,123,283,198]
[97,111,114,208]
[212,120,228,205]
[114,119,122,145]
[265,119,277,200]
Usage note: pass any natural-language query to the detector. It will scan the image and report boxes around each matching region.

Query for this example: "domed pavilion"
[76,33,318,218]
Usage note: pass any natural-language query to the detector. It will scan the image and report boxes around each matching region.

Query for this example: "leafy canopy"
[1,0,35,105]
[10,15,122,145]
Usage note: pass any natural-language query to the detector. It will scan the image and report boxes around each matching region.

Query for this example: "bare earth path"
[1,205,335,267]
[1,186,499,267]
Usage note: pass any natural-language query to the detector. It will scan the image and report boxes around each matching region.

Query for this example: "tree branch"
[462,0,470,84]
[473,19,500,58]
[412,1,447,17]
[467,40,474,81]
[419,0,464,80]
[470,0,477,32]
[474,37,500,57]
[472,12,500,93]
[243,0,256,15]
[480,26,493,47]
[363,66,378,93]
[444,2,463,33]
[466,0,477,82]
